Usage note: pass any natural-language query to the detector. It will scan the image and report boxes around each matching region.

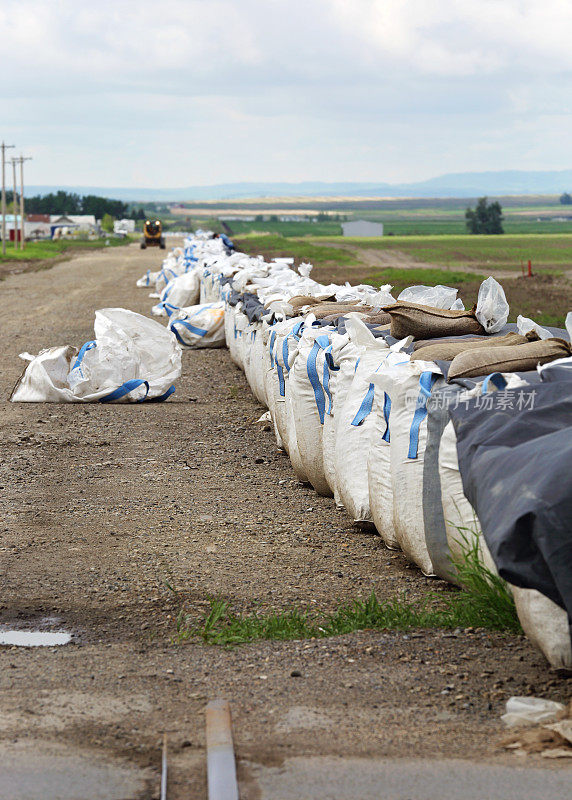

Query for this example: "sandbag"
[136,269,160,288]
[335,327,410,522]
[168,302,225,349]
[269,318,308,482]
[423,384,468,579]
[387,361,445,575]
[450,379,572,670]
[511,588,572,671]
[382,301,485,340]
[311,302,366,320]
[243,319,268,407]
[152,270,200,316]
[438,419,499,582]
[322,331,364,504]
[290,327,335,496]
[412,331,536,363]
[288,294,336,310]
[11,308,181,403]
[262,321,284,449]
[447,338,571,380]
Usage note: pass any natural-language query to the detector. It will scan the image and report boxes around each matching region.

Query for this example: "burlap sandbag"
[447,337,571,380]
[311,302,366,319]
[381,302,484,340]
[412,331,538,363]
[288,294,336,310]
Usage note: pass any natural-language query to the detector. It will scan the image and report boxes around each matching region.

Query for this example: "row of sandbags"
[139,236,572,670]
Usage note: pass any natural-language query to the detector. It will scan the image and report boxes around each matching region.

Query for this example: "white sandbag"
[335,329,410,522]
[322,333,358,504]
[136,269,160,288]
[11,308,181,403]
[367,358,421,548]
[225,303,244,367]
[511,587,572,671]
[438,419,498,580]
[388,361,445,575]
[155,263,180,294]
[243,319,268,407]
[367,368,397,547]
[152,270,200,316]
[200,266,222,303]
[289,327,335,496]
[262,321,284,449]
[270,319,308,482]
[168,302,225,349]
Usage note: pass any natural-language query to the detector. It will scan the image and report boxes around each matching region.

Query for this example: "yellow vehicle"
[140,219,166,249]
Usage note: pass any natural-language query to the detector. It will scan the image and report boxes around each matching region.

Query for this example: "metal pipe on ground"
[206,699,239,800]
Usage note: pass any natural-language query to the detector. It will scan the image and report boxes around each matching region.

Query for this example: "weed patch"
[173,539,521,646]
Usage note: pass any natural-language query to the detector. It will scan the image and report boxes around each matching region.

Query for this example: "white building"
[342,219,384,237]
[50,214,98,232]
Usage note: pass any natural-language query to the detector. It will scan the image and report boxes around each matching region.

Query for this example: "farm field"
[235,232,572,328]
[169,194,572,236]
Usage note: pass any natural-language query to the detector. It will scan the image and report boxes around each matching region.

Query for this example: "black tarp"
[450,380,572,621]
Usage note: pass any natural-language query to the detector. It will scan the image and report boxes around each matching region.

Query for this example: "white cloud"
[1,0,572,186]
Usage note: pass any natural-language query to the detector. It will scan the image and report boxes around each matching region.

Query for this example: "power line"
[17,156,32,251]
[1,141,15,256]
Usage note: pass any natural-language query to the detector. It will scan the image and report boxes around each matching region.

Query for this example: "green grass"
[233,233,358,266]
[368,267,486,288]
[0,236,133,262]
[319,233,572,270]
[226,220,342,237]
[173,534,521,646]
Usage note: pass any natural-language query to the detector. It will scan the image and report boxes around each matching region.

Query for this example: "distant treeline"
[23,191,145,219]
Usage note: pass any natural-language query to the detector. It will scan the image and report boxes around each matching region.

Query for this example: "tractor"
[140,219,166,249]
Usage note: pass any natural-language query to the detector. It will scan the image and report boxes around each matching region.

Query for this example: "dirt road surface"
[0,243,570,799]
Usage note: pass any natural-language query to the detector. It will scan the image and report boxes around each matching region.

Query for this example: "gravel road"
[0,243,569,798]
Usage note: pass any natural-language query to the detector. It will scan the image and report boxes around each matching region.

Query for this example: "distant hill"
[25,170,572,202]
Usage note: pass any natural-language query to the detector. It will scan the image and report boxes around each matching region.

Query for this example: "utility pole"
[1,141,15,256]
[11,158,18,249]
[18,156,32,251]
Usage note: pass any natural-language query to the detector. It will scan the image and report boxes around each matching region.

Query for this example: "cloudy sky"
[2,0,572,188]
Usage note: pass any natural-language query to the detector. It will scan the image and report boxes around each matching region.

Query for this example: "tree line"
[23,191,145,220]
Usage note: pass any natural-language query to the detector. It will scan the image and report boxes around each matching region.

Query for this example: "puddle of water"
[0,630,72,647]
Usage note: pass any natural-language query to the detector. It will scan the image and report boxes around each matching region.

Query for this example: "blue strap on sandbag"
[277,364,285,396]
[481,372,507,393]
[323,345,339,416]
[72,340,97,373]
[100,379,150,403]
[170,319,208,346]
[145,385,176,402]
[351,383,375,426]
[306,335,330,425]
[408,371,440,459]
[269,331,276,368]
[382,392,391,442]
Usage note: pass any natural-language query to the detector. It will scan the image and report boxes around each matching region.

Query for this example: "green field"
[224,220,342,237]
[234,234,357,266]
[323,233,572,271]
[0,236,133,263]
